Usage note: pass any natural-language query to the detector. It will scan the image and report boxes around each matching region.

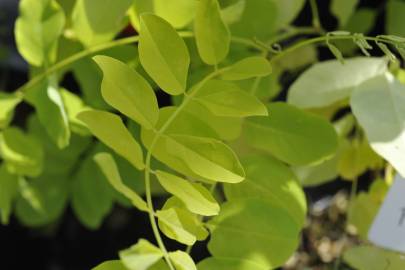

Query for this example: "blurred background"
[0,0,396,269]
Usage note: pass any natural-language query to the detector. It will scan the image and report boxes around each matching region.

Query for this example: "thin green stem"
[309,0,322,31]
[144,67,228,269]
[267,26,320,45]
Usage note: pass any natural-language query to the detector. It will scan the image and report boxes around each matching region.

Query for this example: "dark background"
[0,0,388,269]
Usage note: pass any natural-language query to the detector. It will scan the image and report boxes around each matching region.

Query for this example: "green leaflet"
[165,134,245,183]
[331,0,359,26]
[273,0,305,29]
[93,55,159,129]
[94,153,148,212]
[0,127,44,177]
[343,245,405,270]
[287,57,388,108]
[77,110,145,170]
[194,0,230,65]
[169,251,197,270]
[224,155,307,227]
[71,146,114,229]
[244,102,338,166]
[15,174,68,227]
[157,197,209,245]
[60,89,90,136]
[205,198,301,270]
[350,74,405,177]
[15,0,65,66]
[129,0,195,30]
[71,0,133,47]
[221,56,272,81]
[157,208,197,245]
[192,80,268,117]
[183,101,243,140]
[0,165,19,225]
[139,14,190,95]
[387,0,405,37]
[0,92,22,129]
[92,261,128,270]
[155,170,220,216]
[153,0,196,29]
[119,239,163,270]
[25,78,71,149]
[198,257,268,270]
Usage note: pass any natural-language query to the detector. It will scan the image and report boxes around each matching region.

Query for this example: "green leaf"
[139,14,190,95]
[0,92,22,129]
[60,88,90,135]
[0,127,44,177]
[15,0,65,66]
[15,174,68,227]
[288,57,388,108]
[192,80,268,117]
[71,0,133,47]
[71,147,114,229]
[194,0,230,65]
[165,134,245,183]
[157,208,197,245]
[92,261,128,270]
[205,198,301,269]
[94,153,148,212]
[93,55,159,129]
[351,73,405,177]
[169,251,197,270]
[0,165,19,225]
[224,155,307,227]
[119,239,163,270]
[387,0,405,37]
[331,0,359,26]
[245,102,338,166]
[198,257,267,270]
[77,110,145,170]
[221,57,272,81]
[25,79,71,149]
[153,0,196,29]
[155,170,219,216]
[343,245,405,270]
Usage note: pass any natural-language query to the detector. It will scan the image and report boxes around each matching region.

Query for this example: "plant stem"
[309,0,322,31]
[143,67,228,269]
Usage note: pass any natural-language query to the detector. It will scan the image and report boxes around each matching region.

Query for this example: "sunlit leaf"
[156,170,219,216]
[351,73,405,177]
[288,57,388,108]
[119,239,163,270]
[77,110,145,170]
[221,57,272,81]
[139,14,190,95]
[169,251,197,270]
[93,55,159,129]
[92,261,127,270]
[0,93,22,129]
[194,0,230,65]
[94,153,148,211]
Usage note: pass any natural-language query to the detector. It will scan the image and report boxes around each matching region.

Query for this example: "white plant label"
[369,174,405,253]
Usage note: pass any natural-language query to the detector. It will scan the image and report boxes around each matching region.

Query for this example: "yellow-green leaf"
[15,0,65,66]
[94,153,148,212]
[156,170,219,216]
[221,56,272,81]
[77,110,145,170]
[119,239,163,270]
[0,165,19,225]
[93,55,159,129]
[139,14,190,95]
[192,80,268,117]
[195,0,230,65]
[92,261,127,270]
[0,93,22,129]
[169,251,197,270]
[0,127,44,177]
[157,208,197,245]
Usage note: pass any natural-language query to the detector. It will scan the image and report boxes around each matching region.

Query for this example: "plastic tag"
[369,174,405,252]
